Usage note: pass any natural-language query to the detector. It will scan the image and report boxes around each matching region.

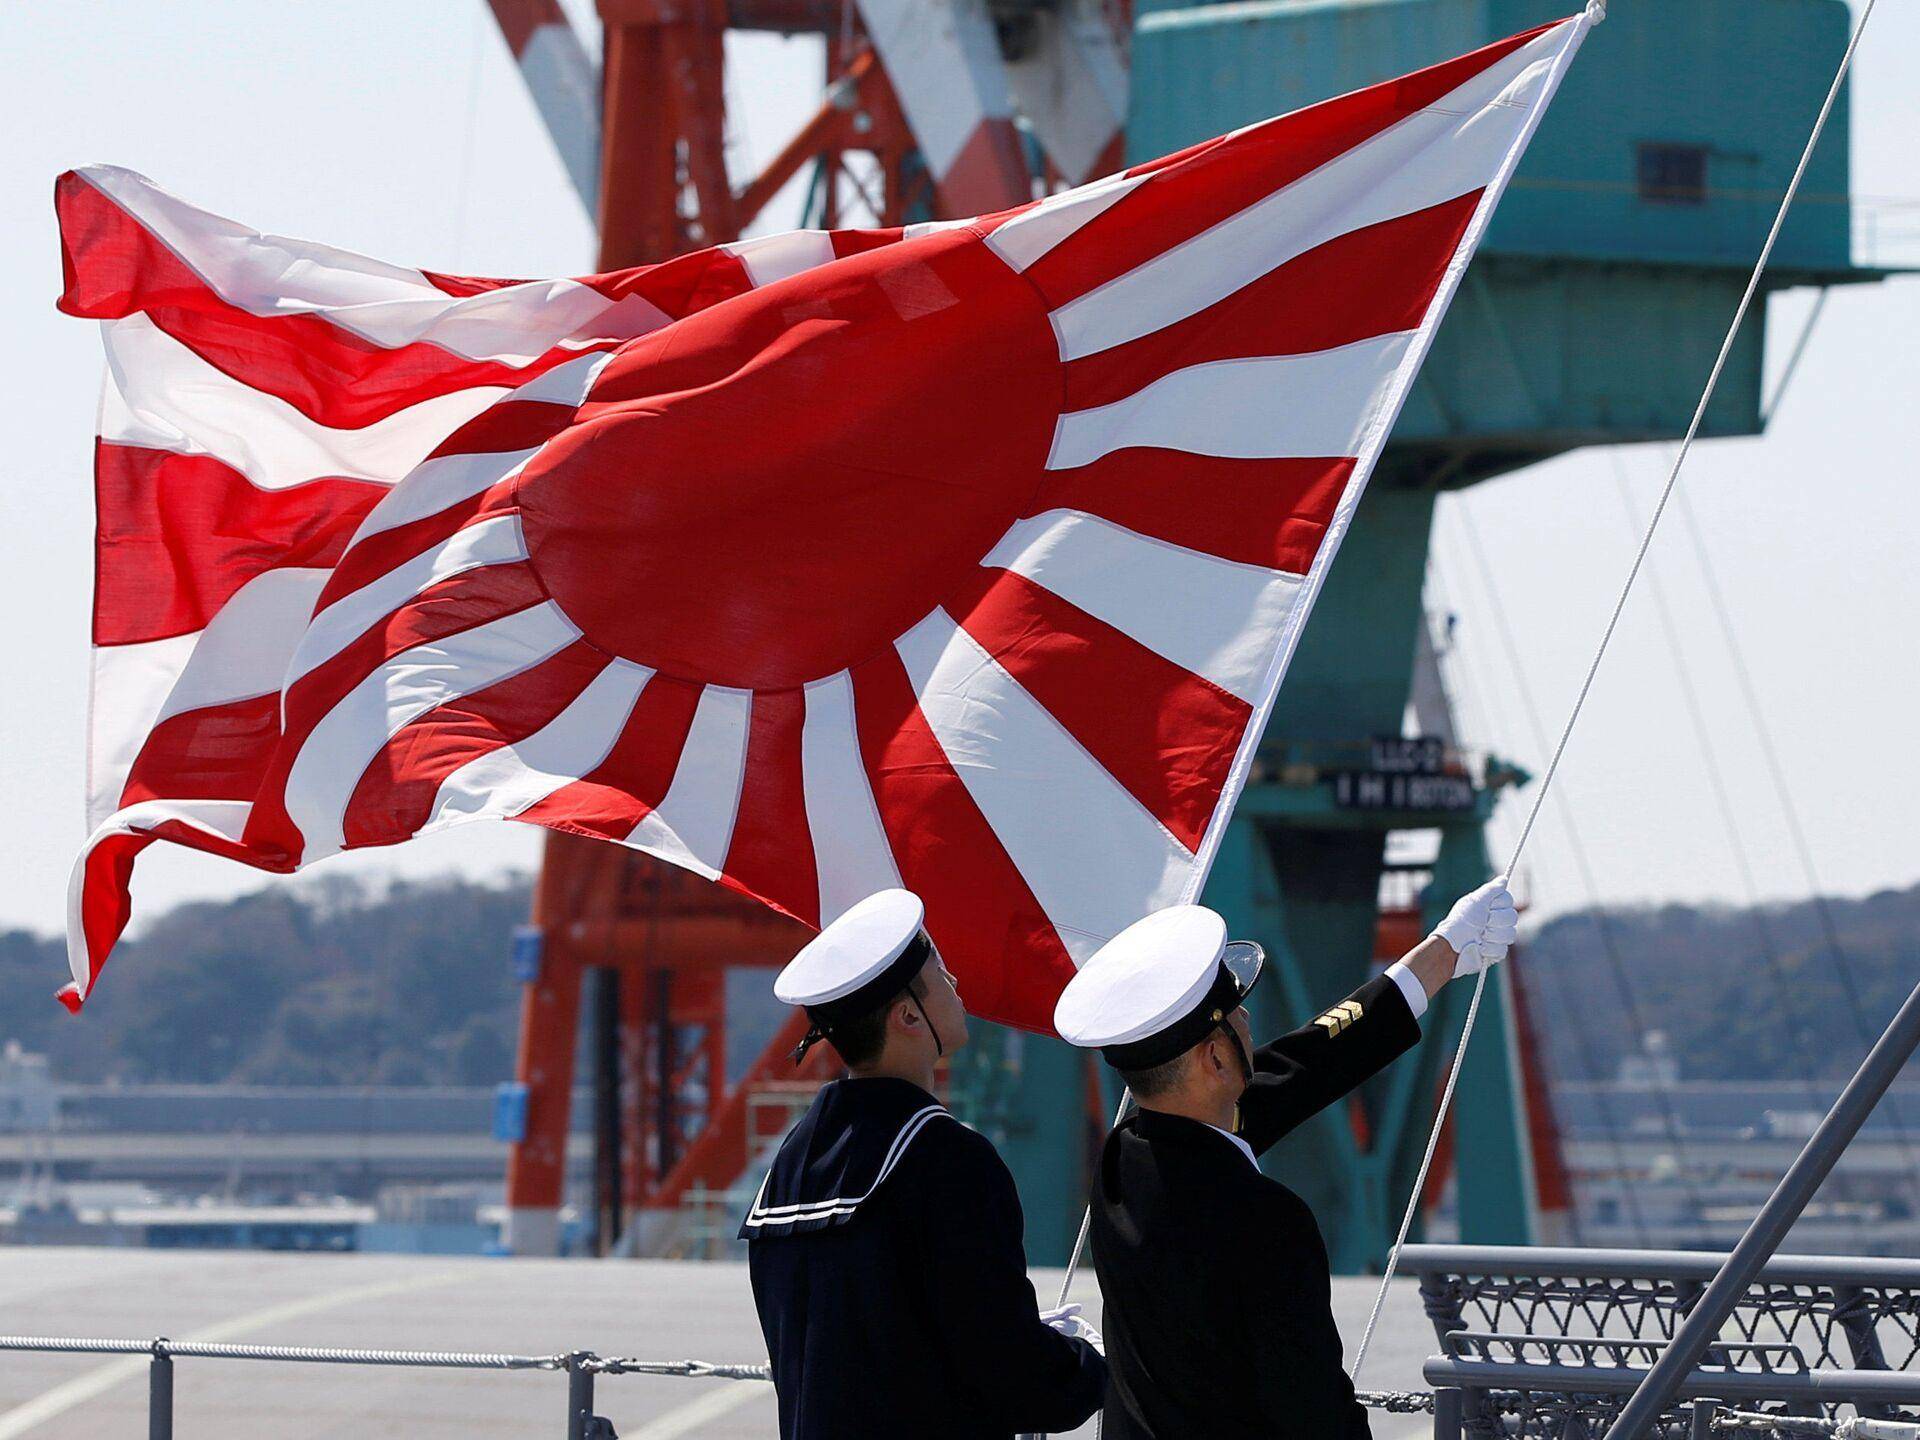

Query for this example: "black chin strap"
[1223,1024,1254,1082]
[793,984,944,1067]
[792,1026,827,1065]
[1218,1018,1254,1131]
[908,990,944,1058]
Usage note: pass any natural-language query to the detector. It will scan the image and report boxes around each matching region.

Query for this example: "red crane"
[485,0,1127,1254]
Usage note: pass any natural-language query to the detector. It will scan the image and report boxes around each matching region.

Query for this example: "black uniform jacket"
[743,1075,1106,1440]
[1091,971,1422,1439]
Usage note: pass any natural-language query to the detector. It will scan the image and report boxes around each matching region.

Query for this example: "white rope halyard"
[1348,0,1881,1382]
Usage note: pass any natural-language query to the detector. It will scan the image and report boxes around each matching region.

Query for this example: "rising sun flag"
[55,16,1590,1030]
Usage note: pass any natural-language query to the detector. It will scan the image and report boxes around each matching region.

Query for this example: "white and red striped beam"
[486,0,602,212]
[1003,0,1128,185]
[484,0,1129,230]
[853,0,1035,214]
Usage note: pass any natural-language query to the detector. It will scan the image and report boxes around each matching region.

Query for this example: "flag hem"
[1177,12,1596,908]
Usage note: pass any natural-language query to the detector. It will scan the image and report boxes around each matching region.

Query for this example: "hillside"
[0,874,534,1086]
[1521,883,1920,1084]
[2,874,1916,1087]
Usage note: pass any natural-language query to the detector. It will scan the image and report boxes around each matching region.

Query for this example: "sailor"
[741,888,1107,1440]
[1054,879,1517,1439]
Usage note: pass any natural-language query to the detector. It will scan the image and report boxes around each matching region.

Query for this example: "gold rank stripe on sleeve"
[1313,999,1364,1037]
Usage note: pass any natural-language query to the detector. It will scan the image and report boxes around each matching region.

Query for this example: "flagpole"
[1610,974,1920,1436]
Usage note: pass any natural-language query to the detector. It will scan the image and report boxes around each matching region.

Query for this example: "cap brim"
[1223,941,1264,1000]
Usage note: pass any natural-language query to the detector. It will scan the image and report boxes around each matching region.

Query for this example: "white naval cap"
[776,889,937,1059]
[1054,906,1265,1070]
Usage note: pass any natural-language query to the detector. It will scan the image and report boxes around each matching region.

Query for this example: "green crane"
[953,0,1893,1269]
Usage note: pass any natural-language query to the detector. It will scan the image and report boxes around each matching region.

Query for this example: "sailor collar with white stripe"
[739,1076,956,1238]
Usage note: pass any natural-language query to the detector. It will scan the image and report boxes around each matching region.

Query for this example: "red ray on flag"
[54,15,1592,1028]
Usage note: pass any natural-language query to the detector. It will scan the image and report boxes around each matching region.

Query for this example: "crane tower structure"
[485,0,1887,1266]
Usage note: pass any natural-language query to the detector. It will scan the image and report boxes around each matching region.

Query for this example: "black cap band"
[795,931,935,1063]
[1097,962,1245,1071]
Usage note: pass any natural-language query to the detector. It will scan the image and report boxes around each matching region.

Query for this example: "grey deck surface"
[0,1248,1437,1438]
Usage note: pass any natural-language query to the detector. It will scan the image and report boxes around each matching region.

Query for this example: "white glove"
[1041,1302,1105,1355]
[1432,877,1518,977]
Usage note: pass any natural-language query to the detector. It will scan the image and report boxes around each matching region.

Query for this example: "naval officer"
[1054,879,1517,1439]
[741,888,1107,1440]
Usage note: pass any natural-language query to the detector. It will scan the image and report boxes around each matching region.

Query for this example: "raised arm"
[1236,969,1422,1155]
[1238,879,1515,1155]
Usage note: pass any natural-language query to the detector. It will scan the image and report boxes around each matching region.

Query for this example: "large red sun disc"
[515,229,1061,690]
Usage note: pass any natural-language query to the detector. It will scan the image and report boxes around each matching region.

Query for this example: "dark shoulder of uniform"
[881,1115,1025,1245]
[902,1113,1010,1188]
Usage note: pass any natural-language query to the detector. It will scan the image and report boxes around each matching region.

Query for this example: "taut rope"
[1349,0,1880,1380]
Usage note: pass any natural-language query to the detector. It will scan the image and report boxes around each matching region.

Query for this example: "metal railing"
[1408,1245,1920,1438]
[0,1334,771,1440]
[1,1328,1463,1440]
[17,1247,1920,1439]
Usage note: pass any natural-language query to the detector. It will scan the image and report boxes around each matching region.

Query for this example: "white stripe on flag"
[102,316,507,488]
[624,685,753,880]
[88,568,331,829]
[154,568,333,725]
[81,165,440,306]
[1047,331,1413,468]
[980,509,1303,705]
[903,218,975,240]
[984,170,1151,273]
[504,348,617,407]
[283,601,583,861]
[801,670,903,925]
[88,632,196,831]
[349,448,544,545]
[79,167,618,362]
[1048,26,1569,360]
[421,659,654,832]
[397,284,618,369]
[894,608,1191,961]
[722,231,839,289]
[286,514,530,687]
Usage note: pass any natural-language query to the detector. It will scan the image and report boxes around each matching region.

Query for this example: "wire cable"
[1597,453,1896,1251]
[1760,287,1829,425]
[1604,456,1860,1223]
[1670,476,1920,1157]
[1448,499,1712,1233]
[1421,558,1647,1248]
[1350,0,1877,1370]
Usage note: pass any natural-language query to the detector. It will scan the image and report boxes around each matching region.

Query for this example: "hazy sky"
[2,1,1914,945]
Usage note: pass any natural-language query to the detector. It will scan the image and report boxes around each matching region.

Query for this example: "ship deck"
[0,1248,1438,1438]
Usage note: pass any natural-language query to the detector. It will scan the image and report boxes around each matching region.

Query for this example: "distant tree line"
[1521,883,1920,1085]
[1,873,1914,1087]
[0,874,534,1086]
